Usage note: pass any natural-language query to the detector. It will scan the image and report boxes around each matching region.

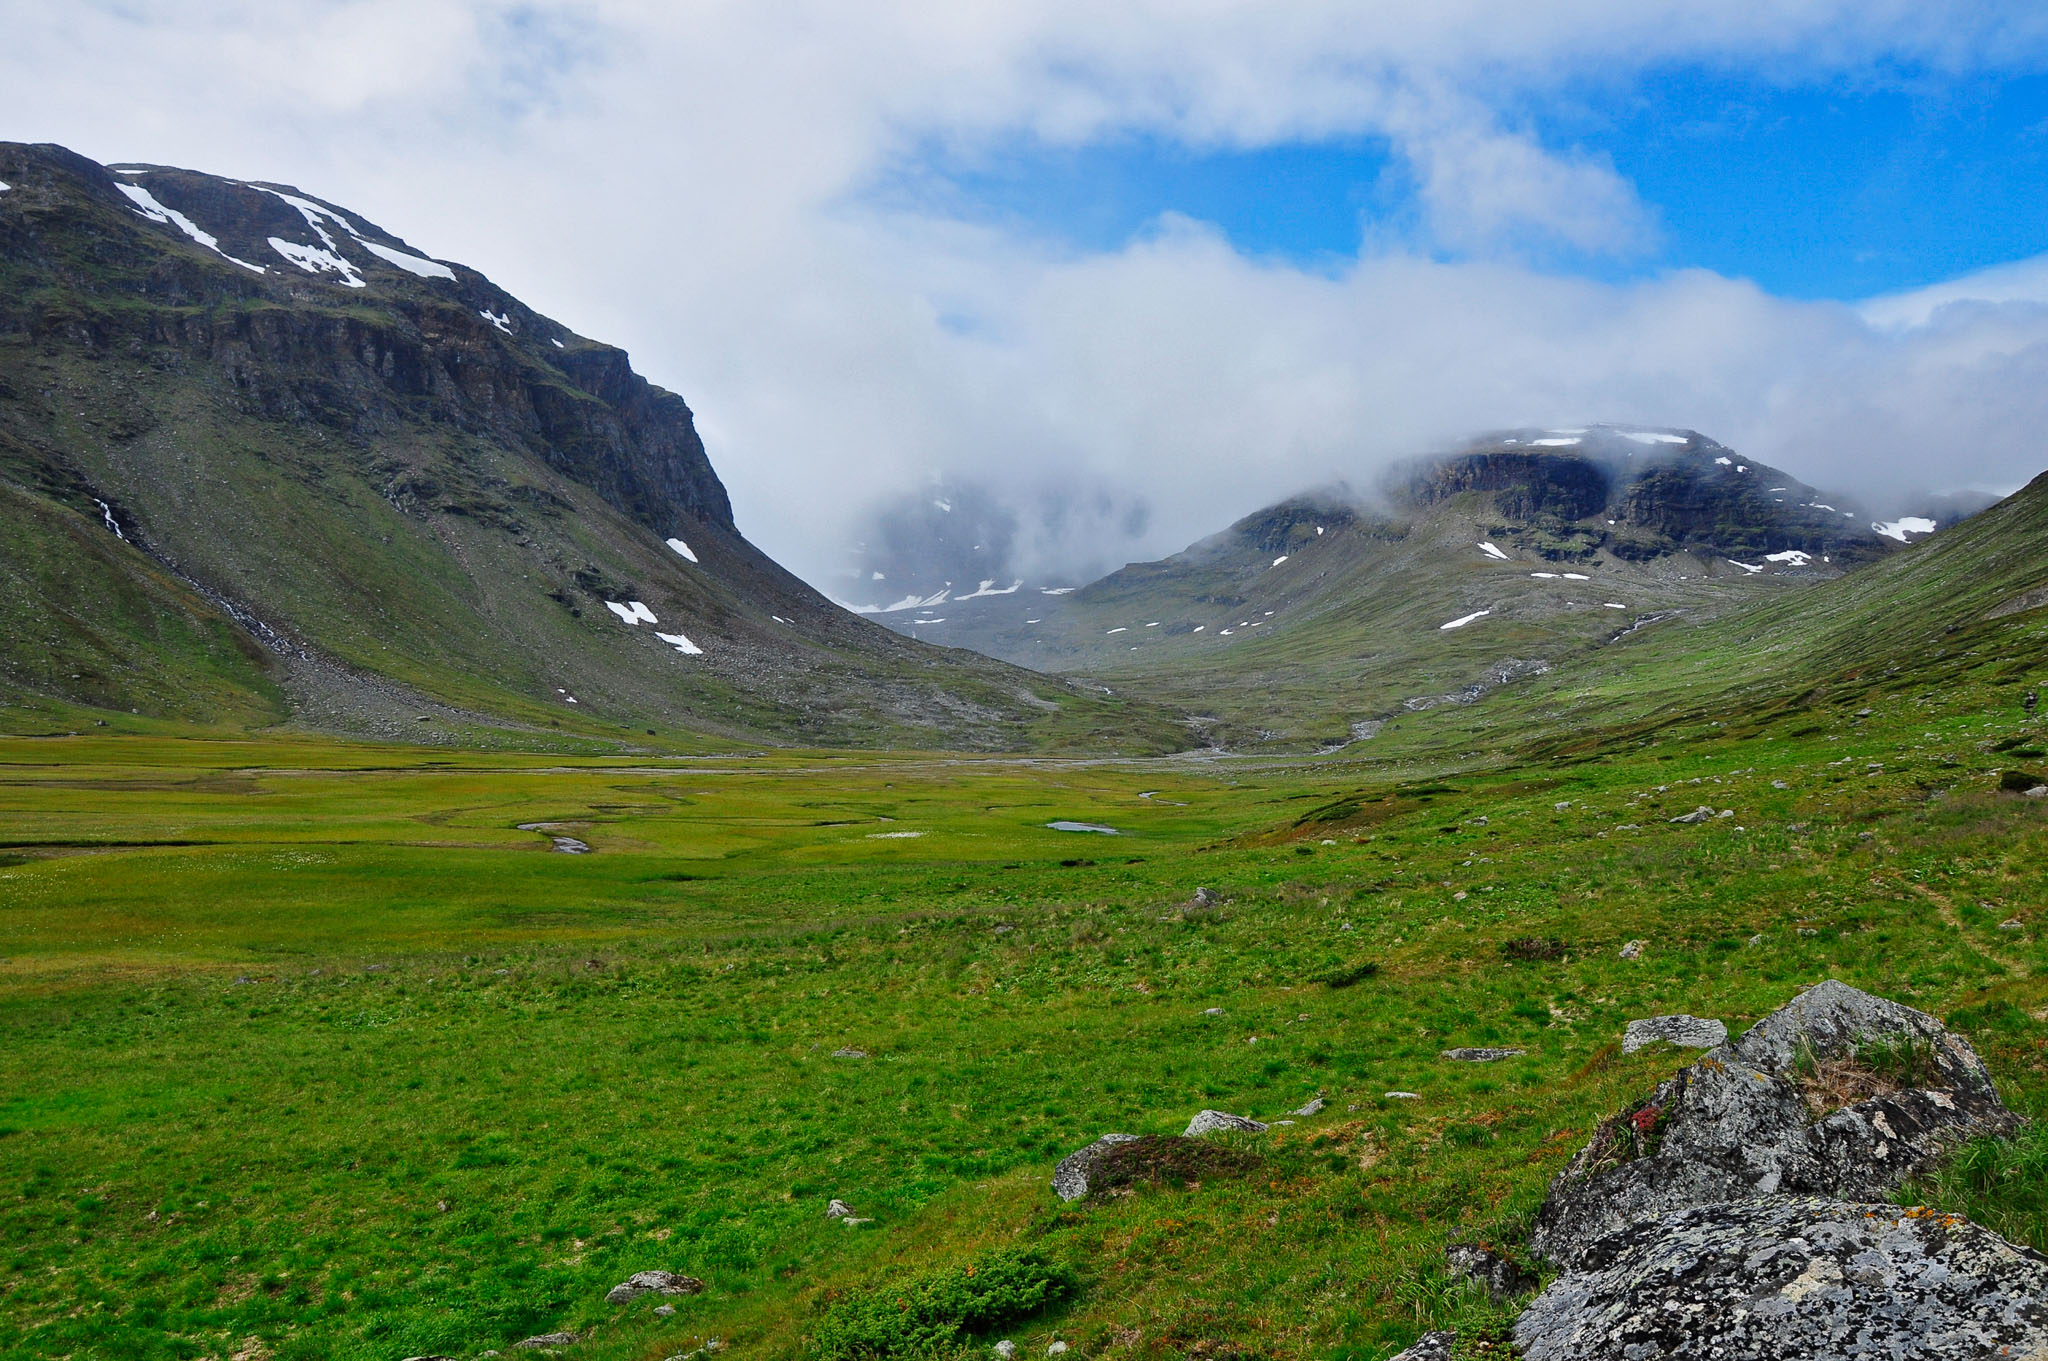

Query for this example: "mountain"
[884,427,1948,750]
[0,142,1183,752]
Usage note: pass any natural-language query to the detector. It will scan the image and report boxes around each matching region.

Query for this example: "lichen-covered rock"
[1052,1133,1138,1201]
[1621,1014,1727,1053]
[604,1269,703,1304]
[1515,1197,2048,1360]
[1184,1109,1268,1137]
[1386,1331,1456,1361]
[1446,1243,1538,1301]
[1531,980,2020,1266]
[1441,1047,1525,1062]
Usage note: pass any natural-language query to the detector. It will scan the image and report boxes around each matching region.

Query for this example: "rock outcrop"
[1183,1109,1267,1137]
[1620,1014,1726,1053]
[1515,1197,2048,1360]
[1052,1133,1138,1202]
[1531,980,2020,1267]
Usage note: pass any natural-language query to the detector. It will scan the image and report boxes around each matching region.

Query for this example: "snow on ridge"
[116,182,268,274]
[270,237,365,287]
[480,310,513,333]
[605,600,658,625]
[654,631,703,655]
[1040,586,1076,596]
[666,537,698,563]
[248,185,358,249]
[1439,609,1492,630]
[1872,516,1938,543]
[956,578,1022,600]
[1766,549,1812,565]
[1619,430,1687,445]
[852,587,952,614]
[357,238,456,280]
[1478,541,1509,560]
[1714,456,1732,466]
[1531,436,1580,447]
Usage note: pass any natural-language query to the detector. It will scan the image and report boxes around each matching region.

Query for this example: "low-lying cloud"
[7,2,2048,588]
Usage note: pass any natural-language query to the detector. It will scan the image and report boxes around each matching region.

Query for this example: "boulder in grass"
[514,1333,580,1350]
[1052,1133,1139,1201]
[1620,1014,1727,1054]
[1515,1197,2048,1361]
[1441,1047,1524,1063]
[1386,1332,1456,1361]
[605,1269,704,1304]
[1530,980,2022,1268]
[1183,1109,1268,1137]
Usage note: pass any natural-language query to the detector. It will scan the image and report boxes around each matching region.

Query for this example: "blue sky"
[886,67,2048,301]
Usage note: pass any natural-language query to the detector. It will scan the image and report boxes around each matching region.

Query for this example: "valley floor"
[1,655,2046,1360]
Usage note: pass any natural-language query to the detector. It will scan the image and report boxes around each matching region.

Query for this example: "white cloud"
[6,2,2048,585]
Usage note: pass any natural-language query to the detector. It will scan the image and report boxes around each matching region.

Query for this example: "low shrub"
[812,1247,1077,1359]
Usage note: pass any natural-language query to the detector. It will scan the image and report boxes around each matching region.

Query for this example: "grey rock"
[1772,779,1791,789]
[1184,1109,1268,1137]
[606,1269,704,1304]
[2027,785,2047,798]
[1620,1014,1727,1054]
[2000,918,2025,932]
[1441,1047,1525,1063]
[831,1047,868,1059]
[515,1333,581,1350]
[1617,939,1645,960]
[824,1198,854,1220]
[1385,1091,1421,1100]
[1515,1197,2048,1361]
[653,1304,676,1317]
[1446,1243,1537,1302]
[1530,980,2021,1267]
[993,1343,1017,1360]
[1670,805,1716,824]
[1292,1097,1326,1116]
[1387,1330,1456,1361]
[1045,1344,1068,1356]
[1052,1133,1138,1201]
[1201,1007,1225,1016]
[1190,886,1217,908]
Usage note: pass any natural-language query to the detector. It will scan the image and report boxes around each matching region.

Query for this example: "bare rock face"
[1530,980,2020,1267]
[1052,1133,1138,1202]
[1183,1109,1268,1137]
[1515,1197,2048,1361]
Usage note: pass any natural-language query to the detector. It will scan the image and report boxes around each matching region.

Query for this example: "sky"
[6,2,2048,592]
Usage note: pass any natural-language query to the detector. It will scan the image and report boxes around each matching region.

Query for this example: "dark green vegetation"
[0,142,1178,754]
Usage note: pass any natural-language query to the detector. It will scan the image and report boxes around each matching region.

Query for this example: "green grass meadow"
[2,634,2047,1360]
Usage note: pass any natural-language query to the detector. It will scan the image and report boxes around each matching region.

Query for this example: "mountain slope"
[0,143,1183,752]
[891,428,1917,749]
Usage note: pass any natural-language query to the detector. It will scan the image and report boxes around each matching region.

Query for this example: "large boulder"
[1531,980,2020,1266]
[1515,1197,2048,1360]
[1183,1109,1267,1137]
[1052,1133,1138,1201]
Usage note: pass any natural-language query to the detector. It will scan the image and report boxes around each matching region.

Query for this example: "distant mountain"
[0,143,1183,752]
[882,426,1966,750]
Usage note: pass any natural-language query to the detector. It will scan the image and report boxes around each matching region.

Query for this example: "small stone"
[1441,1047,1525,1062]
[1747,934,1764,946]
[1053,1133,1139,1201]
[1189,886,1218,910]
[515,1333,580,1350]
[831,1047,868,1059]
[1385,1091,1421,1100]
[1201,1007,1224,1016]
[1715,808,1735,819]
[993,924,1012,934]
[1046,1344,1068,1356]
[1388,1330,1456,1360]
[1797,926,1819,936]
[994,1344,1016,1360]
[1184,1109,1268,1137]
[1618,939,1645,960]
[1622,1015,1727,1054]
[1453,890,1468,901]
[1292,1097,1326,1116]
[1670,805,1716,824]
[825,1199,854,1220]
[654,1305,676,1317]
[1998,918,2025,932]
[1772,779,1791,789]
[1555,801,1572,811]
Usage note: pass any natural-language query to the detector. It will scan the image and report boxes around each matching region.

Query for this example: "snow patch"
[1478,541,1509,560]
[356,238,455,280]
[1562,573,1590,580]
[0,180,10,193]
[479,309,513,333]
[932,498,952,513]
[605,600,658,625]
[1604,602,1627,609]
[1531,572,1559,579]
[1531,436,1580,447]
[1272,555,1289,566]
[1872,516,1938,542]
[1439,609,1492,630]
[956,578,1022,600]
[666,537,698,563]
[1315,525,1324,535]
[1728,560,1765,574]
[655,631,703,655]
[551,338,565,349]
[1765,550,1812,565]
[1040,587,1076,596]
[1714,456,1733,466]
[115,182,268,273]
[1619,430,1687,445]
[1106,627,1127,634]
[268,237,363,286]
[1192,625,1205,632]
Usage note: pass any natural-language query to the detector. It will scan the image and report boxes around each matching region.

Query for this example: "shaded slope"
[0,143,1183,752]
